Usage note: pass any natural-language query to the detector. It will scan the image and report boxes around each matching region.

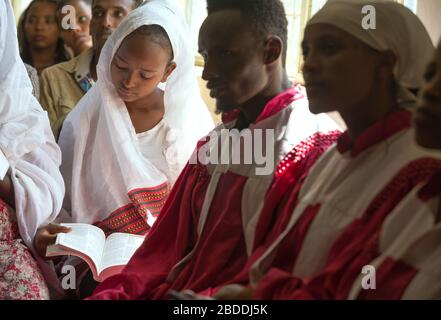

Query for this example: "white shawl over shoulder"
[0,0,64,248]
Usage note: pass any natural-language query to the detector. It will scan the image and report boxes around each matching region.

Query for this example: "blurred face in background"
[415,43,441,150]
[24,1,60,51]
[90,0,137,54]
[59,0,92,56]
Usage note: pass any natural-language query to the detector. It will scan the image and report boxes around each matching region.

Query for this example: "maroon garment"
[251,112,441,300]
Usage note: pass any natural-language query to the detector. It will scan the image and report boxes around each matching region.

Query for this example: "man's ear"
[263,35,283,66]
[161,62,177,83]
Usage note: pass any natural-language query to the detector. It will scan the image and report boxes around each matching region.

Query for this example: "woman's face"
[24,1,60,50]
[414,44,441,150]
[60,0,92,55]
[302,23,385,115]
[111,33,176,104]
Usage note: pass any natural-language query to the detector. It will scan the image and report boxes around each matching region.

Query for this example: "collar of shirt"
[221,84,306,125]
[337,109,412,157]
[72,48,95,93]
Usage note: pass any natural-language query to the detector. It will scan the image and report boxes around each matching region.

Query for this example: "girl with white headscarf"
[214,0,441,300]
[0,0,65,299]
[34,0,213,257]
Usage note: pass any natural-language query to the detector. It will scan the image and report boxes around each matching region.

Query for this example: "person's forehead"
[303,23,365,49]
[64,0,85,5]
[199,10,256,46]
[28,2,56,13]
[61,0,90,13]
[68,0,91,9]
[116,35,169,67]
[93,0,134,10]
[304,24,346,40]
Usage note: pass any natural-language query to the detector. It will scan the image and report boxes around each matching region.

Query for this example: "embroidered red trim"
[365,158,441,216]
[221,85,306,124]
[94,182,170,236]
[275,130,342,177]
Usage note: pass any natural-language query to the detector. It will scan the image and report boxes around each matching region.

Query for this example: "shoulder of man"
[45,55,81,77]
[45,46,94,77]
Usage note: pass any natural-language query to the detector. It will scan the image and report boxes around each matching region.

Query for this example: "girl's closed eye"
[114,56,129,70]
[115,62,128,70]
[141,72,154,80]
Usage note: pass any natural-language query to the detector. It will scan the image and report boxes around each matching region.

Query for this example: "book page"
[56,223,106,272]
[99,233,145,274]
[0,148,9,181]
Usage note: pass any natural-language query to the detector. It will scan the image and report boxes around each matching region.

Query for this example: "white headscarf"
[0,0,64,247]
[58,0,214,225]
[307,0,434,98]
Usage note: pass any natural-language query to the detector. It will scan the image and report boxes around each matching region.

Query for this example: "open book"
[46,223,145,282]
[0,149,9,181]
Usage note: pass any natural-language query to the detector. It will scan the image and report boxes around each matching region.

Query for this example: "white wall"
[15,0,31,15]
[417,0,441,45]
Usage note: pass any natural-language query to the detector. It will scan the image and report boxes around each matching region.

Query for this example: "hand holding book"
[45,223,145,282]
[34,223,72,259]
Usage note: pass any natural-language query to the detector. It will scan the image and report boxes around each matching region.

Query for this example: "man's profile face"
[198,10,269,113]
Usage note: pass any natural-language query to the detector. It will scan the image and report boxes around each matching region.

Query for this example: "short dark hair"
[206,0,288,66]
[129,25,174,61]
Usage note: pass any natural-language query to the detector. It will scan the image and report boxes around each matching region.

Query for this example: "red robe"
[246,111,441,299]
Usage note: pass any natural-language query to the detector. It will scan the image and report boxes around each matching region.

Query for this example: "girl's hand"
[34,223,71,259]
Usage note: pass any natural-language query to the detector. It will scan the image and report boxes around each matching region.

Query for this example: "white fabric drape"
[0,0,64,248]
[58,0,214,224]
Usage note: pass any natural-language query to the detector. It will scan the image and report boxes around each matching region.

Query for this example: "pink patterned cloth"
[0,199,49,300]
